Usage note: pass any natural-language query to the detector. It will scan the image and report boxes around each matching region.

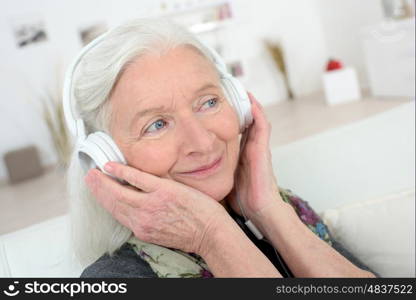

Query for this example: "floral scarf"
[128,236,213,278]
[127,188,332,278]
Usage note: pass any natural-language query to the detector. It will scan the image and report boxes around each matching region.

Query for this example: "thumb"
[104,162,162,192]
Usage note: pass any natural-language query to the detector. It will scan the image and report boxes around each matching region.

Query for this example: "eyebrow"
[129,83,220,129]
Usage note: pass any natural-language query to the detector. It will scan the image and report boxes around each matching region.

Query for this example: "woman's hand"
[84,163,228,256]
[225,92,283,226]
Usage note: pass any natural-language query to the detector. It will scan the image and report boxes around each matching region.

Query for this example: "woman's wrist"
[251,197,301,242]
[248,194,296,226]
[198,212,280,277]
[196,206,230,257]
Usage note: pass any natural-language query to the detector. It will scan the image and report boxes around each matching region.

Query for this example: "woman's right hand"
[225,92,284,226]
[84,162,229,256]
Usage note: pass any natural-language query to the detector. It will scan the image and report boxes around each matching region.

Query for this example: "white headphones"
[63,28,253,175]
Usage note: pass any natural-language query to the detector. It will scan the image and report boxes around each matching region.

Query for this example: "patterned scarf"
[127,236,213,278]
[127,188,332,278]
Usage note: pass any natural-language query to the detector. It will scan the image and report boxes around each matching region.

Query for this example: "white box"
[322,67,362,105]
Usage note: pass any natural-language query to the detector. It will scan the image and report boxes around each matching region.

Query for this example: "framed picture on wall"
[381,0,415,19]
[79,23,108,46]
[10,14,48,48]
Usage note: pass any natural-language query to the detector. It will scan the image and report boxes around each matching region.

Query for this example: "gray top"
[81,243,157,278]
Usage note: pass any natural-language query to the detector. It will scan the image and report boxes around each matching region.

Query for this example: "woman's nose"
[178,117,216,155]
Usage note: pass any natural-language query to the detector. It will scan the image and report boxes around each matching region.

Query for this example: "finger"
[112,210,133,231]
[246,92,271,144]
[104,197,133,229]
[85,169,144,210]
[103,200,134,232]
[85,170,145,233]
[248,91,264,110]
[248,92,268,127]
[104,162,161,193]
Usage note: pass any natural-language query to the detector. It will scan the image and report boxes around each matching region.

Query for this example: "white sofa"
[0,215,82,277]
[271,101,415,277]
[0,101,414,277]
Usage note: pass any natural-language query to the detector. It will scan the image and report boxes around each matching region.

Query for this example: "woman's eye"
[144,119,167,134]
[200,98,218,111]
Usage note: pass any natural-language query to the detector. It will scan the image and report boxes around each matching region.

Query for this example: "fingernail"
[104,163,113,173]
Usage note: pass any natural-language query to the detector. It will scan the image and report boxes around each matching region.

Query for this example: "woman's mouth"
[179,156,223,179]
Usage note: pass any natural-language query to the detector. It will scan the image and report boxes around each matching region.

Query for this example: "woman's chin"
[176,174,234,202]
[195,178,234,202]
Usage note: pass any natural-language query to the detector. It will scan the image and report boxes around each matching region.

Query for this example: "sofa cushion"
[321,188,415,277]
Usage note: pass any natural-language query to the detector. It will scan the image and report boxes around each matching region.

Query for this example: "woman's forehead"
[113,46,221,102]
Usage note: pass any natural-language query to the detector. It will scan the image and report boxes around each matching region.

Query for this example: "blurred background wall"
[0,0,413,180]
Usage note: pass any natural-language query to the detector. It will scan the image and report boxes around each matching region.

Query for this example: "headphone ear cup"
[221,77,253,132]
[77,132,126,174]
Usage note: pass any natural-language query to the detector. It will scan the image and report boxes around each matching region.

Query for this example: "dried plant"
[40,81,71,169]
[265,40,294,100]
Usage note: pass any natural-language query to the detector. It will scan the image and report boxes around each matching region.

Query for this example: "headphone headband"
[63,33,109,138]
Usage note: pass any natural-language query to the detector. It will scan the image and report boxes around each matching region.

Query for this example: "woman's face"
[109,45,240,202]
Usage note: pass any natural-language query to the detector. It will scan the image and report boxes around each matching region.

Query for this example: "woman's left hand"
[225,92,283,226]
[84,163,229,256]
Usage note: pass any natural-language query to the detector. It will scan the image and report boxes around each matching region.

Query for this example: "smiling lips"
[179,156,223,178]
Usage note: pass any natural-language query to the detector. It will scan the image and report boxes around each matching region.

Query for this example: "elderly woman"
[66,18,376,278]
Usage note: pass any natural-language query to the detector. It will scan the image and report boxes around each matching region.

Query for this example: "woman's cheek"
[128,142,177,177]
[217,106,240,139]
[220,106,241,168]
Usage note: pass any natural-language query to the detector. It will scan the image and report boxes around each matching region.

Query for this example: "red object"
[326,58,343,71]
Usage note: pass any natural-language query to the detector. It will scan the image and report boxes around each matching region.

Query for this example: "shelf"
[159,0,233,34]
[158,0,230,17]
[188,18,232,34]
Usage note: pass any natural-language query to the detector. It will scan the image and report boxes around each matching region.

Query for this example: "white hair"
[67,18,222,268]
